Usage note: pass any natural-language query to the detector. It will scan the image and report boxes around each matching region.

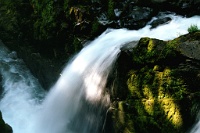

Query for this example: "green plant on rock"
[188,24,199,33]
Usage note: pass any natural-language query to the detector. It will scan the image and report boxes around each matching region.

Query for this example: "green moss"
[118,101,125,124]
[132,38,162,65]
[127,71,142,98]
[147,39,155,52]
[140,37,150,46]
[119,64,188,132]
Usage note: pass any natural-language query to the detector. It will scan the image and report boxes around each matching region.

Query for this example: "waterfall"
[0,13,200,133]
[29,29,140,133]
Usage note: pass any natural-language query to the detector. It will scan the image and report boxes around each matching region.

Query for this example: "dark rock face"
[95,1,156,30]
[106,32,200,133]
[93,0,199,31]
[0,111,12,133]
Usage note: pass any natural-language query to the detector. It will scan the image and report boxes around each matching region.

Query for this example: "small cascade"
[0,13,199,133]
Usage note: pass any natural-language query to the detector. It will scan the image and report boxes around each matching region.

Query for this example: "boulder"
[176,32,200,60]
[106,31,200,133]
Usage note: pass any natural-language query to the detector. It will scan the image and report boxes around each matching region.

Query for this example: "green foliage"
[0,0,117,59]
[0,0,78,40]
[188,24,199,33]
[0,0,35,40]
[0,0,20,40]
[108,0,115,19]
[31,0,58,39]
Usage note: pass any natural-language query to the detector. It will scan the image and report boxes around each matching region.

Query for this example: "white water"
[0,41,45,132]
[0,13,200,133]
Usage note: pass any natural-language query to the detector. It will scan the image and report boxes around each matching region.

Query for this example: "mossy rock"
[108,33,200,133]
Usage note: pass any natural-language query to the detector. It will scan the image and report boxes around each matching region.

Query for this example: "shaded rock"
[128,6,154,21]
[120,6,155,29]
[178,40,200,60]
[19,50,61,90]
[4,41,62,90]
[174,32,200,60]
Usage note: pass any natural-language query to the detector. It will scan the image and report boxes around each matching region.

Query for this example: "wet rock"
[128,6,154,21]
[136,0,200,16]
[149,16,171,28]
[148,12,172,28]
[97,13,114,26]
[120,6,155,29]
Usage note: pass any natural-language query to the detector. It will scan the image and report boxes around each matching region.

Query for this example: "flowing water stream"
[0,13,200,133]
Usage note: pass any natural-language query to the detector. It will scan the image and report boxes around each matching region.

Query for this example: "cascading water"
[29,29,141,133]
[0,13,200,133]
[0,41,45,132]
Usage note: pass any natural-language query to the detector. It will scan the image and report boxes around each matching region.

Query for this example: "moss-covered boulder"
[107,32,200,133]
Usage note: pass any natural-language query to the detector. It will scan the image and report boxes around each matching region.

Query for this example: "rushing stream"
[0,13,200,133]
